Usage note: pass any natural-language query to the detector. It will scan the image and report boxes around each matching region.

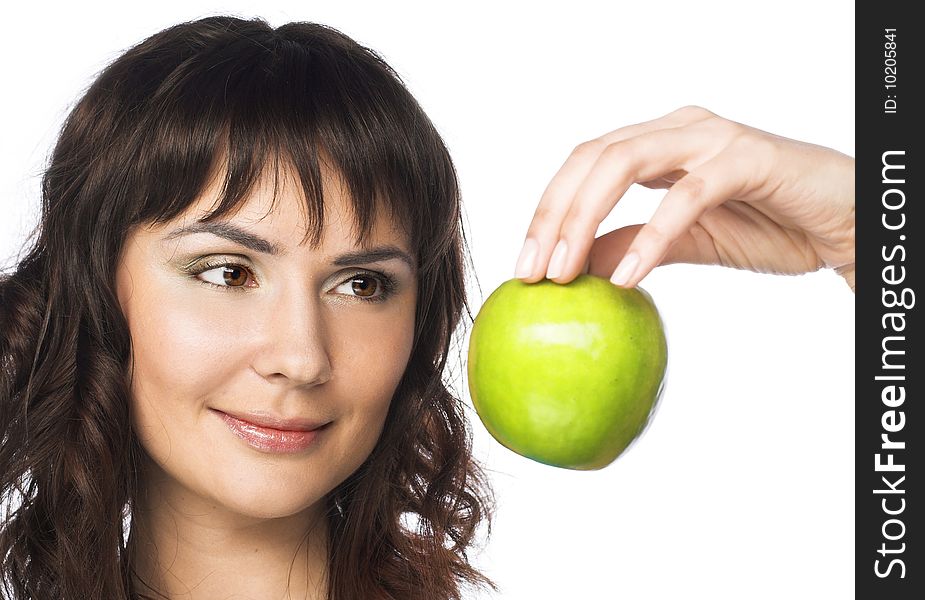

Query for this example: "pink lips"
[212,409,329,453]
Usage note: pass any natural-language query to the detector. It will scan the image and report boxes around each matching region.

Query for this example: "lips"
[210,408,330,453]
[214,409,328,432]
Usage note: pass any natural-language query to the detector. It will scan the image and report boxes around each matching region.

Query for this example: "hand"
[514,106,856,291]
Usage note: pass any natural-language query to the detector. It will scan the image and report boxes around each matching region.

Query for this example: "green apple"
[467,274,667,470]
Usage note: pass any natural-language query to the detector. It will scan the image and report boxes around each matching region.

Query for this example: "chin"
[214,477,330,520]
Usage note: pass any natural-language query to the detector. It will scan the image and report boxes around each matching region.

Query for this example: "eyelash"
[185,259,398,304]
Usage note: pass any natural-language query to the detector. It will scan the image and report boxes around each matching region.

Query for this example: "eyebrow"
[163,222,417,271]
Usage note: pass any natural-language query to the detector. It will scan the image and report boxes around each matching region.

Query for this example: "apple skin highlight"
[467,274,668,470]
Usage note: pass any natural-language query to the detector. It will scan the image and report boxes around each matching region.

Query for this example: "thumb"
[585,224,718,282]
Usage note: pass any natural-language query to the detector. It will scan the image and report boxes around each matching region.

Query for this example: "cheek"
[121,283,249,456]
[131,305,233,390]
[330,299,416,452]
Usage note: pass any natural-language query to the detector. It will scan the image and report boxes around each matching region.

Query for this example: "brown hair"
[0,16,497,599]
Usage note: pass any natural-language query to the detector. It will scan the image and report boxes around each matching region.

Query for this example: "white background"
[0,1,854,598]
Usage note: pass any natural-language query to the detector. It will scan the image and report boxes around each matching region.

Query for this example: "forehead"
[165,160,412,254]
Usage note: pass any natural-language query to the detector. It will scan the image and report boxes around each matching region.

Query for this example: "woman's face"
[116,166,417,520]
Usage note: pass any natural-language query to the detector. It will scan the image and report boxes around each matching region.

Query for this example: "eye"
[188,259,397,302]
[196,262,256,289]
[333,273,397,303]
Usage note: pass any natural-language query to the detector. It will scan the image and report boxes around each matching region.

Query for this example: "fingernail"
[546,239,568,279]
[515,238,539,278]
[610,252,639,286]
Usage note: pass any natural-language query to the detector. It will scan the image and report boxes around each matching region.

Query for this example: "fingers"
[516,119,725,284]
[593,105,715,146]
[515,106,718,284]
[585,224,717,279]
[608,154,746,287]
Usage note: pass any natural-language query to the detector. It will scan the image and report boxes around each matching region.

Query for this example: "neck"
[127,459,330,600]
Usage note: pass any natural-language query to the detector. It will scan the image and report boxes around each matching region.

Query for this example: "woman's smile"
[210,408,333,454]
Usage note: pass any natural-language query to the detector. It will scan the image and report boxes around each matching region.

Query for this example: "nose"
[251,286,333,387]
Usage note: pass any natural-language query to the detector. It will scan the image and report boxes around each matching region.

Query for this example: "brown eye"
[196,263,255,289]
[350,276,379,298]
[221,266,250,287]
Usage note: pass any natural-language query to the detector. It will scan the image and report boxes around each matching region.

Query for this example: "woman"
[1,16,496,599]
[1,13,856,600]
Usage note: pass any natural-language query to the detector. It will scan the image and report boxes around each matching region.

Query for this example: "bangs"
[103,18,451,260]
